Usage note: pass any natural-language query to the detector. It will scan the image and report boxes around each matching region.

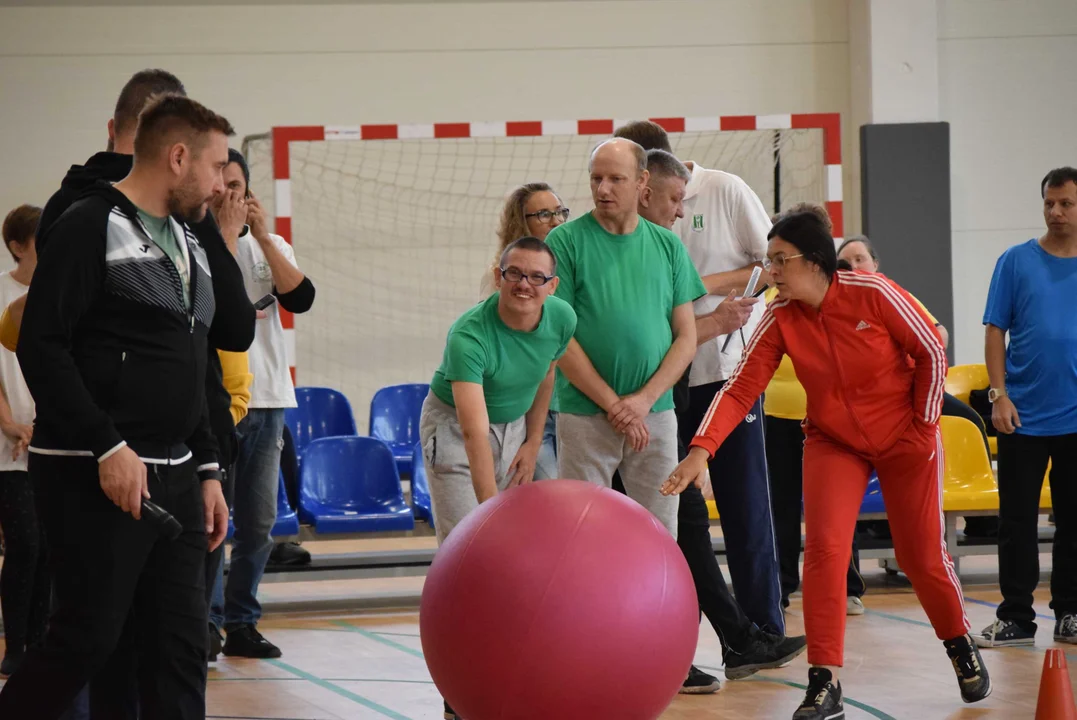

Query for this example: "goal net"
[243,125,827,431]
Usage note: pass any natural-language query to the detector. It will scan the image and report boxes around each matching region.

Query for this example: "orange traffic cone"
[1036,649,1077,720]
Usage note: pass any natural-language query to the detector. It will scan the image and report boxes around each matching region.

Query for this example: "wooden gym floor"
[2,548,1073,718]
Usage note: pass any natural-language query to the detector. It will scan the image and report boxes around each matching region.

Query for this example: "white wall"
[939,0,1077,364]
[0,0,852,219]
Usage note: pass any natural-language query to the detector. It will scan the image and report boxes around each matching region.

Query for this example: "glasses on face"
[763,253,804,272]
[500,266,555,286]
[525,207,571,224]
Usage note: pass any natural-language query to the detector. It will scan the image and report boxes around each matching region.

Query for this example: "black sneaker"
[974,618,1035,648]
[792,667,844,720]
[208,623,223,662]
[680,665,721,694]
[443,700,458,719]
[724,630,808,680]
[268,541,311,567]
[0,650,25,677]
[222,625,283,659]
[944,634,991,703]
[1055,614,1077,644]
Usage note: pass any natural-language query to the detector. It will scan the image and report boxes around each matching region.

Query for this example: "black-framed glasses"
[524,207,571,223]
[500,266,555,286]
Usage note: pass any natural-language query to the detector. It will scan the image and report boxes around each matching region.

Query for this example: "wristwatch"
[988,388,1006,403]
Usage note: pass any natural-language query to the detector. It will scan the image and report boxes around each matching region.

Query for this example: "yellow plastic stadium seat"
[940,416,999,512]
[1041,462,1053,510]
[988,436,997,456]
[945,364,989,405]
[706,499,719,521]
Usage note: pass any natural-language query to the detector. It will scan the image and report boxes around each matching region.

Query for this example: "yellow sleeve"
[218,350,254,426]
[0,305,20,353]
[908,292,939,325]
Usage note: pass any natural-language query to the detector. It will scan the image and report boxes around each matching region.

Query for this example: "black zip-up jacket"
[37,151,256,353]
[36,151,255,459]
[19,182,220,473]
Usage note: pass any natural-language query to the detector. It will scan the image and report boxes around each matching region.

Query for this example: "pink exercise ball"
[420,479,699,720]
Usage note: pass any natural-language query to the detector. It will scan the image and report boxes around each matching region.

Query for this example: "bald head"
[588,138,649,226]
[589,138,647,176]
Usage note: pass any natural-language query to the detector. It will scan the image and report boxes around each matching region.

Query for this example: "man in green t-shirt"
[420,236,577,546]
[544,138,706,538]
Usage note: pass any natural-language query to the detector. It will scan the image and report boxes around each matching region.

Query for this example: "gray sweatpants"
[556,410,680,538]
[418,392,527,545]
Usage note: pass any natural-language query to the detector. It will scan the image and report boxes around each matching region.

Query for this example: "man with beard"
[0,94,232,720]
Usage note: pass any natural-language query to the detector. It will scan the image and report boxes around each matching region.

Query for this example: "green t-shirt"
[137,209,190,309]
[429,294,577,424]
[545,212,706,416]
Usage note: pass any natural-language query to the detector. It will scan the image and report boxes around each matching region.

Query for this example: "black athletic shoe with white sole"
[680,665,722,693]
[974,618,1036,648]
[1055,614,1077,644]
[792,667,844,720]
[944,634,992,703]
[724,630,808,680]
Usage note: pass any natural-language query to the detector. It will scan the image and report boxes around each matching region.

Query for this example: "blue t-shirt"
[982,239,1077,436]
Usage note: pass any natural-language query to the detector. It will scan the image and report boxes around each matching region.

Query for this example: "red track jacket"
[692,270,948,458]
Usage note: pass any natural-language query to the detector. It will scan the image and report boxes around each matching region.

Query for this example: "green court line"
[864,608,933,628]
[266,659,413,720]
[696,666,897,720]
[329,620,426,659]
[372,630,422,638]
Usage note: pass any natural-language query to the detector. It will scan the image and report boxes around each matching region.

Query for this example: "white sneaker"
[847,596,865,616]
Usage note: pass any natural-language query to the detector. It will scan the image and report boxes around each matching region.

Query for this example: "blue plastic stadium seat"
[227,470,299,540]
[286,387,359,459]
[859,472,885,515]
[410,442,434,527]
[299,436,415,534]
[273,469,300,536]
[370,383,429,476]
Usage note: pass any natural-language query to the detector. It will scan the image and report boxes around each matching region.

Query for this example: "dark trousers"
[613,430,755,653]
[0,454,209,720]
[996,431,1077,629]
[765,416,865,601]
[679,382,784,633]
[0,470,49,656]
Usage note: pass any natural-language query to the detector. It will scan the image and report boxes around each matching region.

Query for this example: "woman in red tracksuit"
[662,212,991,720]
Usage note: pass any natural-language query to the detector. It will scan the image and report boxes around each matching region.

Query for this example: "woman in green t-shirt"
[421,236,577,548]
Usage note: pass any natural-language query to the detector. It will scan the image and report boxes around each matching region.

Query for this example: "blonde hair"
[491,182,558,275]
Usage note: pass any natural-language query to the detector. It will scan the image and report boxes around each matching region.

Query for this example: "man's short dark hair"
[614,120,673,153]
[499,235,557,276]
[133,94,235,159]
[645,149,690,184]
[228,148,251,190]
[3,204,42,263]
[1041,166,1077,197]
[113,69,186,137]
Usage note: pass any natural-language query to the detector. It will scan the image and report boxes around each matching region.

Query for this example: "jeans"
[210,408,284,630]
[533,411,559,480]
[996,431,1077,630]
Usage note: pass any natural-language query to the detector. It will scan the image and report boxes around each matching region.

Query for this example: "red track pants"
[801,423,970,666]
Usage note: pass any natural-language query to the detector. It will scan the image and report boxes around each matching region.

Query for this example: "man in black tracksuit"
[0,94,234,720]
[19,70,255,718]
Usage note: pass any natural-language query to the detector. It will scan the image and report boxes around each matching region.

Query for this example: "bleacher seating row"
[253,368,1051,577]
